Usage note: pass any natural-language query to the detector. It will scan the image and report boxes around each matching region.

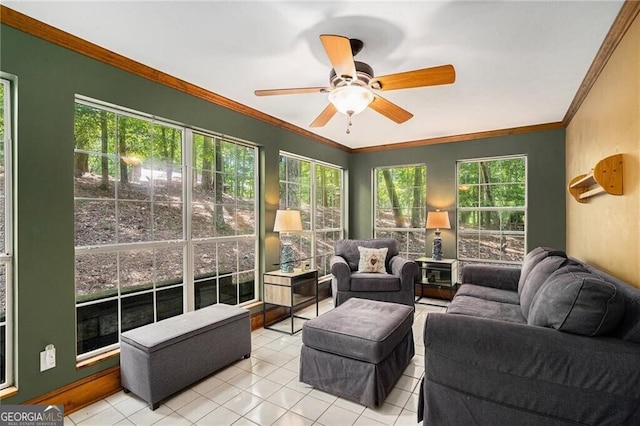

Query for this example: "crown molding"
[351,122,565,154]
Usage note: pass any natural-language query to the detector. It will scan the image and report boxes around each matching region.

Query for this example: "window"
[74,98,258,359]
[279,153,344,277]
[374,165,426,258]
[457,156,527,263]
[0,77,14,389]
[191,133,257,308]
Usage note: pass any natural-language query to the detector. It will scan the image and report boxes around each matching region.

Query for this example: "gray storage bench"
[120,303,251,409]
[299,298,414,407]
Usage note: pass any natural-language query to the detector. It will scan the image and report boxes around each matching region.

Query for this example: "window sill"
[0,386,18,400]
[319,275,332,284]
[76,348,120,370]
[243,301,263,310]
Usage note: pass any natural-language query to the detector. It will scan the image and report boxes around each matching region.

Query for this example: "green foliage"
[279,160,342,210]
[74,103,185,179]
[74,103,107,152]
[375,165,426,228]
[73,103,256,200]
[458,158,526,211]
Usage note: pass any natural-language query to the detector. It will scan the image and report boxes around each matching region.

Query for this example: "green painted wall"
[0,25,349,403]
[349,130,567,257]
[1,23,565,404]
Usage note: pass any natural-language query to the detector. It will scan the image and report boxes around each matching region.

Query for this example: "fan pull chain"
[346,111,353,134]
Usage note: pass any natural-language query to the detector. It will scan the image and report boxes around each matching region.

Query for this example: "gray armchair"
[330,239,418,307]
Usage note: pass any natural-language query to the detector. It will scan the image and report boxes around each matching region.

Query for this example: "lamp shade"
[273,209,302,232]
[426,210,451,230]
[328,85,374,115]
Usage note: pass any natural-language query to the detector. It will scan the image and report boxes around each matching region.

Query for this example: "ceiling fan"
[255,34,456,133]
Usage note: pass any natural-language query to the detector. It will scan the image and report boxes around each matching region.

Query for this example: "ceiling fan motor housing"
[329,61,374,89]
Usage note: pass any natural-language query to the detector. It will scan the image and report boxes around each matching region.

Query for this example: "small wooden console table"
[263,269,318,334]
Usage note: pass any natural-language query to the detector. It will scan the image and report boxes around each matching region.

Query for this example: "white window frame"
[0,76,15,389]
[373,163,427,258]
[456,155,527,265]
[74,97,259,361]
[279,151,345,279]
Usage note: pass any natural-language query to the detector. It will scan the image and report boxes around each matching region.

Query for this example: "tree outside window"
[374,165,427,258]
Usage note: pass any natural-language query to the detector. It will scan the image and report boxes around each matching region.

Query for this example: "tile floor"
[65,299,447,426]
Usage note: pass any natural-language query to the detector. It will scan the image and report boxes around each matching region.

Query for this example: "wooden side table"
[263,269,318,334]
[414,258,458,306]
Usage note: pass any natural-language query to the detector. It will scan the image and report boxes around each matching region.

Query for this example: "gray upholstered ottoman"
[300,298,414,407]
[120,304,251,409]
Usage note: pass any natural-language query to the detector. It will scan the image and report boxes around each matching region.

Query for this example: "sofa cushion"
[578,261,640,344]
[447,295,526,324]
[456,284,520,305]
[350,273,400,292]
[518,247,567,297]
[357,246,388,273]
[335,239,399,271]
[517,247,549,293]
[520,254,569,319]
[461,264,521,291]
[528,266,625,336]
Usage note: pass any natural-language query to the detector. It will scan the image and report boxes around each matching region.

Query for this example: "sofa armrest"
[461,264,520,291]
[421,313,640,424]
[330,255,351,291]
[389,256,419,292]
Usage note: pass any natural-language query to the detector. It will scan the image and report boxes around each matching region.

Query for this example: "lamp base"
[431,231,443,260]
[280,241,294,273]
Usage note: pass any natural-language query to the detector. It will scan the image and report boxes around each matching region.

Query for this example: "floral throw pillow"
[357,246,388,274]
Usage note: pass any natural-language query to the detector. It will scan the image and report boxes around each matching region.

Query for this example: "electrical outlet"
[40,344,56,372]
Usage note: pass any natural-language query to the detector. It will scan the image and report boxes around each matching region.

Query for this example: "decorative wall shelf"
[568,154,623,203]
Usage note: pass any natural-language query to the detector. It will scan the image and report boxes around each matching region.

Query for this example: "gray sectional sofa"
[419,247,640,425]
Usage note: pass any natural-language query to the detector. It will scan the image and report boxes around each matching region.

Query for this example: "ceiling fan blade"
[310,103,337,127]
[254,87,328,96]
[372,65,456,91]
[369,95,413,124]
[320,34,356,80]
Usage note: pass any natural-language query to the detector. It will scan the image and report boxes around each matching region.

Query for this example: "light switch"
[40,344,56,371]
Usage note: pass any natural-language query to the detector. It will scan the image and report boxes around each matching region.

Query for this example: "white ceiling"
[5,1,624,149]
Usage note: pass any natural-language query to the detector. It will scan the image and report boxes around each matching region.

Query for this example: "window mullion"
[0,77,14,388]
[184,128,194,312]
[310,164,317,266]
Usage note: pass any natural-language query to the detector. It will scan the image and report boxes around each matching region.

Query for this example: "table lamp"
[426,210,451,260]
[273,209,303,273]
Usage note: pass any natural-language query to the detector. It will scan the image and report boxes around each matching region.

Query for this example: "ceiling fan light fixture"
[328,85,374,116]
